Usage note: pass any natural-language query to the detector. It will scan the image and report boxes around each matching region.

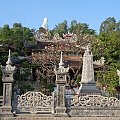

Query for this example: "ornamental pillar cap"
[6,49,12,65]
[1,49,15,73]
[59,51,64,68]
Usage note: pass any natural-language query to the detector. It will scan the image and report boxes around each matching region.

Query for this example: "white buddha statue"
[42,17,48,30]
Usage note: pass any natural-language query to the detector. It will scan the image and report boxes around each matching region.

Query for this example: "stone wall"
[68,107,120,117]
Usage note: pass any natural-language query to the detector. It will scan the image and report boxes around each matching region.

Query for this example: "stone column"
[1,50,15,116]
[54,52,69,116]
[79,45,101,95]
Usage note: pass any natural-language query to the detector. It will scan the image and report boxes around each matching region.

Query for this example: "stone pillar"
[79,45,101,95]
[54,52,69,116]
[1,50,15,116]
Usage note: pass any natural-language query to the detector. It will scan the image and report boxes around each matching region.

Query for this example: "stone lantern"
[54,51,69,116]
[1,50,15,116]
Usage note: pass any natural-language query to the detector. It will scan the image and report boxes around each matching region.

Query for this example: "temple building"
[23,18,105,93]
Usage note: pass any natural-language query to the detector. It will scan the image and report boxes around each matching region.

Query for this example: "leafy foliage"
[93,17,120,93]
[0,23,35,55]
[51,20,96,37]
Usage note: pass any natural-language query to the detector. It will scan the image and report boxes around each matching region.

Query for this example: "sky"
[0,0,120,33]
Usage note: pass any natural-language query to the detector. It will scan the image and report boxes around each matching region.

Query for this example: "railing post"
[54,51,69,116]
[1,50,15,116]
[52,92,55,114]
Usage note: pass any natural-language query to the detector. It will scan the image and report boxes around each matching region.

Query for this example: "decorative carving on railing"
[71,95,120,107]
[15,91,54,114]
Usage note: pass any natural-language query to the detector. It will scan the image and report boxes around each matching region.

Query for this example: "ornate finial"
[86,43,91,51]
[54,51,69,75]
[1,49,15,74]
[86,45,90,51]
[6,49,12,65]
[59,51,64,68]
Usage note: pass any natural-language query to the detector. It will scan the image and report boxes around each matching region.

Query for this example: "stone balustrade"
[1,49,120,118]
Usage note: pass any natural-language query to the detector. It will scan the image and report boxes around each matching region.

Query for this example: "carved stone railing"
[14,91,54,114]
[71,95,120,108]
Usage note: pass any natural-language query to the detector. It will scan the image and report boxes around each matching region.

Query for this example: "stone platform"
[79,83,101,95]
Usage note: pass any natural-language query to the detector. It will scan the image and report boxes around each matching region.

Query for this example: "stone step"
[1,117,120,120]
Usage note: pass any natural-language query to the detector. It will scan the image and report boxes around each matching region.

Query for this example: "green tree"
[0,24,11,44]
[52,20,68,37]
[69,20,96,35]
[93,17,120,93]
[100,17,116,33]
[10,23,34,55]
